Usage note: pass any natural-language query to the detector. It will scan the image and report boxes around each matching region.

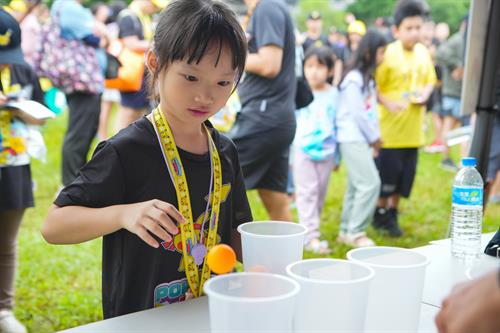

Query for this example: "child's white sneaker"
[0,310,27,333]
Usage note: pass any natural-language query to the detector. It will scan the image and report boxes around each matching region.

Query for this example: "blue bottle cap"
[462,157,477,167]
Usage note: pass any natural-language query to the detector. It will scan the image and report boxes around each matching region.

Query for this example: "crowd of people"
[0,0,498,332]
[293,4,499,250]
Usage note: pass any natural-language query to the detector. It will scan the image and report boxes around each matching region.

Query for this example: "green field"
[15,111,499,332]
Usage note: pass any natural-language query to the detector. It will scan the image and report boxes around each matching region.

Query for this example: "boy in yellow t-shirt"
[373,0,436,237]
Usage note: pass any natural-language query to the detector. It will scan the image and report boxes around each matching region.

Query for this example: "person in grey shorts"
[436,16,468,171]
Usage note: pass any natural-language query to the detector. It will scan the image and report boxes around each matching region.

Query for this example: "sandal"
[337,232,376,248]
[304,238,332,255]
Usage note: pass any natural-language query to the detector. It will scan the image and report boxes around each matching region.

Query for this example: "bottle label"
[452,186,483,206]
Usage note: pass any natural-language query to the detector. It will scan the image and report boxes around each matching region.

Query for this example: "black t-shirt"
[237,0,296,128]
[117,10,144,40]
[54,117,253,318]
[302,34,330,53]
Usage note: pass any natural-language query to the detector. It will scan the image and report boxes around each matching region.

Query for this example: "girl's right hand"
[120,199,183,248]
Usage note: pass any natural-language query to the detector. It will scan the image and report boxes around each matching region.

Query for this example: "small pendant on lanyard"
[191,243,207,266]
[152,108,222,297]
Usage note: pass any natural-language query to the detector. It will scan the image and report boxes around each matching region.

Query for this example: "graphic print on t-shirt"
[153,183,231,306]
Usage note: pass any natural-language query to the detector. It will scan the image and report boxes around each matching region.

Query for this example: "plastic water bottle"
[450,157,484,259]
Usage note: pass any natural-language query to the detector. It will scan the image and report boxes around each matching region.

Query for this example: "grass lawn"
[14,111,499,332]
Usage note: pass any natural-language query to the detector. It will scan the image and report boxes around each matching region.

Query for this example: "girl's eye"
[218,81,231,87]
[185,75,198,82]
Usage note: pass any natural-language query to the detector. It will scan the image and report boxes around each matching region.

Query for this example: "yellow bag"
[104,40,145,92]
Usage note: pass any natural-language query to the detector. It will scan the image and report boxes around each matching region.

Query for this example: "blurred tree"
[347,0,469,32]
[427,0,469,32]
[295,0,346,34]
[346,0,393,26]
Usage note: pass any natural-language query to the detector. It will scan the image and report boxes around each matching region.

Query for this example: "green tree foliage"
[427,0,469,32]
[295,0,346,34]
[347,0,470,32]
[346,0,393,25]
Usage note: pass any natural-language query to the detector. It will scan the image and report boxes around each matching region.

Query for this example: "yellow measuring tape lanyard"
[0,67,13,159]
[152,108,222,297]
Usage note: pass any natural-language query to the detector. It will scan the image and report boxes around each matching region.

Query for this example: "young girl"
[1,9,46,333]
[336,29,387,247]
[293,46,338,254]
[42,0,252,319]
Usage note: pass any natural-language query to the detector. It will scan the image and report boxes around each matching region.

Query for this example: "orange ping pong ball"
[206,244,236,274]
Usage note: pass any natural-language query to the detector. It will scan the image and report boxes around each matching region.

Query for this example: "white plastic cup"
[203,272,300,332]
[465,257,500,280]
[238,221,307,275]
[347,247,430,332]
[286,259,375,332]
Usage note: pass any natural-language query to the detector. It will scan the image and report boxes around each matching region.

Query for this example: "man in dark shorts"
[230,0,296,221]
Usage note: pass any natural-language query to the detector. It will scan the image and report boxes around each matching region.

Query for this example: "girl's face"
[304,55,330,90]
[95,5,110,23]
[154,43,237,126]
[376,46,386,66]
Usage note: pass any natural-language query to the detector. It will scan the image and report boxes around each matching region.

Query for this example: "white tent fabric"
[463,0,500,179]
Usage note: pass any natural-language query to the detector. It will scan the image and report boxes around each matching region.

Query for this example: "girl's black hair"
[339,29,388,91]
[149,0,247,102]
[304,46,335,71]
[106,0,127,24]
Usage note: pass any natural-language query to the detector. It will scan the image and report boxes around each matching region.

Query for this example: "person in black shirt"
[42,0,252,319]
[230,0,296,221]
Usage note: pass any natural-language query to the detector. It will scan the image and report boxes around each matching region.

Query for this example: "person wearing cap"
[6,0,44,67]
[302,11,347,87]
[115,0,166,131]
[347,20,366,55]
[302,11,331,53]
[3,0,27,21]
[331,19,366,87]
[0,9,45,333]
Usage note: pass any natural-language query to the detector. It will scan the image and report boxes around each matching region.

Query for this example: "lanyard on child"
[152,107,222,298]
[0,67,13,151]
[1,66,11,93]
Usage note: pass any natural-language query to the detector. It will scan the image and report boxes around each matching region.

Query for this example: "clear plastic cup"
[286,259,374,332]
[238,221,307,275]
[203,272,300,332]
[465,257,500,280]
[347,247,430,332]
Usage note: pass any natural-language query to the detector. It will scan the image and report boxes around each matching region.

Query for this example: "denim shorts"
[442,96,462,119]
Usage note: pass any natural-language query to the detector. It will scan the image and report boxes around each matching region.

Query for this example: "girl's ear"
[146,49,158,74]
[391,25,399,40]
